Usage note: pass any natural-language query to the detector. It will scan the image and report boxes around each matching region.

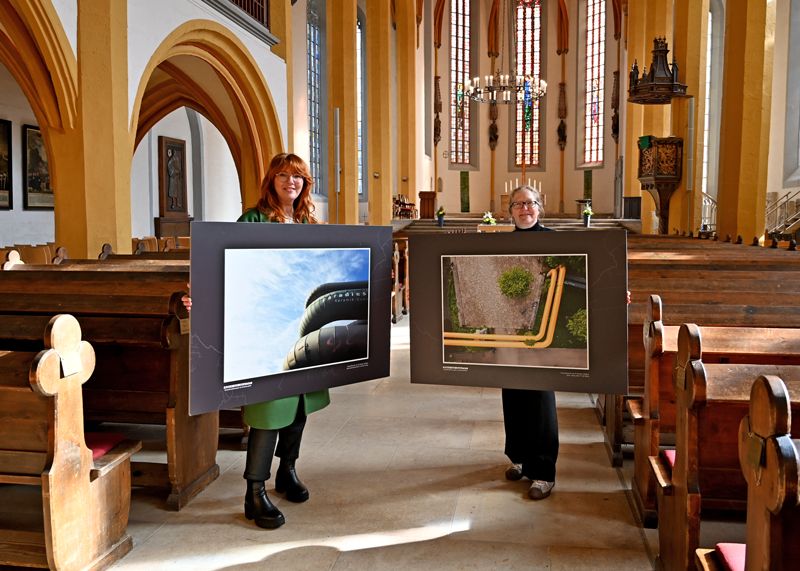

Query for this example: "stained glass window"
[583,0,605,165]
[515,0,542,167]
[307,0,323,194]
[450,0,471,164]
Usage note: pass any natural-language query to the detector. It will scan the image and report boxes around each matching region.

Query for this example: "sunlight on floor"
[123,519,472,570]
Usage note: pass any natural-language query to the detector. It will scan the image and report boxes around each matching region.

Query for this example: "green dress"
[237,207,331,429]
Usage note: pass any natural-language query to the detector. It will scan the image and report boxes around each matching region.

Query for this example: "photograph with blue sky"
[223,247,371,384]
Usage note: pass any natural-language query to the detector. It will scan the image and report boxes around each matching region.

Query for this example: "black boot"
[275,460,309,503]
[244,480,285,529]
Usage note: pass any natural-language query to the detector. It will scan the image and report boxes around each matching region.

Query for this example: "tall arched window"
[582,0,605,165]
[307,0,325,195]
[357,16,365,196]
[450,0,471,165]
[702,1,724,208]
[514,0,543,168]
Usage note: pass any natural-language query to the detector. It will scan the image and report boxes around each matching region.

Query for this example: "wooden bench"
[0,314,140,570]
[695,375,800,571]
[649,324,800,571]
[0,264,218,510]
[599,249,800,467]
[628,295,800,527]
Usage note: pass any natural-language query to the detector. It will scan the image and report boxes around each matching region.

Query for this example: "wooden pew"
[649,324,800,571]
[0,314,140,570]
[600,251,800,467]
[695,375,800,571]
[628,295,800,527]
[0,265,219,510]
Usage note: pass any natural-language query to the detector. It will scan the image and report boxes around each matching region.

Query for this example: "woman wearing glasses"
[183,153,327,529]
[503,184,559,500]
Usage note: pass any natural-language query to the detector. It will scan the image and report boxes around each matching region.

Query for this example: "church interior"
[1,0,799,569]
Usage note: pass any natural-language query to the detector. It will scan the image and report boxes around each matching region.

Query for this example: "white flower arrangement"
[482,211,497,225]
[582,206,594,217]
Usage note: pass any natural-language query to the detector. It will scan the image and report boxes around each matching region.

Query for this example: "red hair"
[255,153,318,223]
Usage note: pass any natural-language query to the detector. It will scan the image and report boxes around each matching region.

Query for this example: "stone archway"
[131,20,285,211]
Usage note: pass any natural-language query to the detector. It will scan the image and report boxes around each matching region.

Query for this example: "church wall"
[0,63,55,247]
[434,1,619,217]
[51,0,77,57]
[201,114,242,222]
[126,0,289,144]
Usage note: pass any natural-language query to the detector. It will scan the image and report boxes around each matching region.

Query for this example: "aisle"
[112,318,652,570]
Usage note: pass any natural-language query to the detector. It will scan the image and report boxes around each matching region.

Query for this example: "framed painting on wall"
[0,119,10,209]
[22,124,53,210]
[158,136,188,218]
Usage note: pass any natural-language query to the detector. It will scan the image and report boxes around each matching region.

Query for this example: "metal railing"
[765,189,800,236]
[700,192,717,233]
[228,0,269,28]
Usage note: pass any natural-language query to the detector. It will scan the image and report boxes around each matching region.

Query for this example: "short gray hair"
[508,185,545,217]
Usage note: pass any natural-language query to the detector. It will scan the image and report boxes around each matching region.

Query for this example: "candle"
[528,178,531,186]
[515,178,519,187]
[504,181,508,194]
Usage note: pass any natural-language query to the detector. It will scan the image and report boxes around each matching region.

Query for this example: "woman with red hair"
[184,153,326,529]
[237,153,327,529]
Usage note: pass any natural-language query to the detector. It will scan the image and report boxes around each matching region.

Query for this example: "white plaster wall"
[0,63,55,247]
[129,108,193,238]
[767,0,796,196]
[291,0,311,161]
[201,115,242,221]
[416,5,432,197]
[51,0,77,58]
[127,0,288,145]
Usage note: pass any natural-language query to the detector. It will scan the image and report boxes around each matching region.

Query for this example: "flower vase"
[437,215,445,227]
[583,214,591,228]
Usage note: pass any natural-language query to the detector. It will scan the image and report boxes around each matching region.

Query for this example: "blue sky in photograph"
[223,248,370,383]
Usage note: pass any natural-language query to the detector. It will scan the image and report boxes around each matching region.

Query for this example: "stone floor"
[109,318,743,570]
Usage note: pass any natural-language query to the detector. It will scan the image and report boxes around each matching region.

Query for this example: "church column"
[326,1,359,224]
[623,0,647,232]
[396,0,418,205]
[77,0,132,254]
[367,0,394,226]
[716,0,775,242]
[671,0,708,234]
[641,0,672,233]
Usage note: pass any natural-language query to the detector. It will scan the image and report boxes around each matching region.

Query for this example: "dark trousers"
[502,388,559,481]
[243,401,307,482]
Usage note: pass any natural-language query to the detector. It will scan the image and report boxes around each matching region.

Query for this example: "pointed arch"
[131,20,284,208]
[488,0,500,57]
[0,0,77,130]
[433,0,446,48]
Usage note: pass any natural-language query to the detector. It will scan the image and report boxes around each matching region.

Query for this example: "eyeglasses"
[510,200,539,209]
[275,172,304,182]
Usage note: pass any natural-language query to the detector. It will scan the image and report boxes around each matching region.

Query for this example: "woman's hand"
[627,290,631,305]
[181,282,192,312]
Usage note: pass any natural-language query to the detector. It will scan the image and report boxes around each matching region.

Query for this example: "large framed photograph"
[22,124,53,210]
[0,119,10,209]
[158,136,188,217]
[189,221,393,416]
[410,229,628,394]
